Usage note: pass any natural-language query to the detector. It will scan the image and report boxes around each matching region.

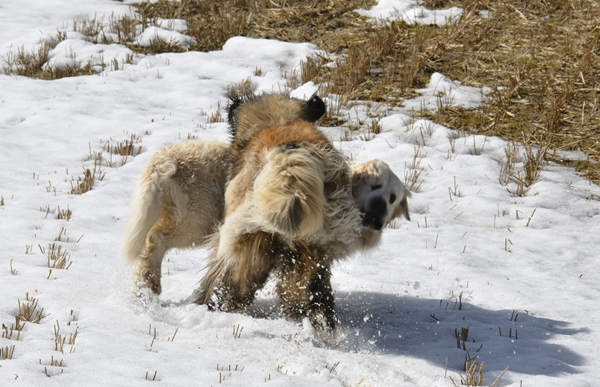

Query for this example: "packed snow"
[1,1,599,386]
[356,0,463,25]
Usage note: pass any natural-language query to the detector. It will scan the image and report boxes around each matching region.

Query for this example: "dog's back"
[227,121,333,240]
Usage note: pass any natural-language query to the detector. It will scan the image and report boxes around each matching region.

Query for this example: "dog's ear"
[351,162,371,196]
[226,92,247,141]
[392,189,411,221]
[227,96,243,128]
[351,160,381,183]
[305,94,326,122]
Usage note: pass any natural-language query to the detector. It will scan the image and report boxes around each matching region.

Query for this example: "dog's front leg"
[276,247,336,331]
[197,231,276,312]
[306,265,336,331]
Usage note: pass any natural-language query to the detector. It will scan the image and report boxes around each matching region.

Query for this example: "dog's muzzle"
[361,196,387,231]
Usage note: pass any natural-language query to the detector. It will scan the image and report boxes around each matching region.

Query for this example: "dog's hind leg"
[276,246,336,331]
[133,220,174,295]
[197,232,277,312]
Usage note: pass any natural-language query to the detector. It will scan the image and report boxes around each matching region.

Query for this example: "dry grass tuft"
[40,205,72,221]
[1,31,98,79]
[71,149,105,195]
[500,136,550,196]
[0,345,16,360]
[42,355,66,377]
[17,293,49,324]
[104,134,143,157]
[54,320,77,354]
[450,325,509,387]
[57,206,72,221]
[41,242,72,270]
[450,357,485,387]
[2,318,25,340]
[70,169,95,195]
[404,145,426,192]
[207,101,225,124]
[103,134,143,167]
[227,77,257,100]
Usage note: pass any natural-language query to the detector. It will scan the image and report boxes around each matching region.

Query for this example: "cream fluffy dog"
[123,140,229,295]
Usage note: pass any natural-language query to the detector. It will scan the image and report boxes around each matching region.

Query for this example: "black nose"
[370,196,386,213]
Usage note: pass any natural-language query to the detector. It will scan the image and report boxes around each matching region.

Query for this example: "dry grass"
[500,138,550,196]
[3,0,600,184]
[17,293,48,324]
[133,0,600,184]
[1,31,97,79]
[71,149,105,195]
[232,324,244,339]
[54,320,77,354]
[42,355,66,377]
[42,242,73,270]
[449,325,509,386]
[0,345,16,360]
[207,101,225,124]
[40,205,72,221]
[404,145,426,192]
[408,1,600,184]
[2,318,25,340]
[70,168,96,195]
[227,77,257,100]
[103,134,143,158]
[103,134,143,167]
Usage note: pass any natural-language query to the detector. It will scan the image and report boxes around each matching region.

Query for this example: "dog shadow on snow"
[169,275,586,377]
[326,291,588,376]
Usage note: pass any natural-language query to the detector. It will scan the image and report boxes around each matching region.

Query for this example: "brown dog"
[195,93,410,332]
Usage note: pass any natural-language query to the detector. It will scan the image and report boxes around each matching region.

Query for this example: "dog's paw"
[133,271,162,296]
[131,283,160,312]
[144,271,162,295]
[302,316,344,346]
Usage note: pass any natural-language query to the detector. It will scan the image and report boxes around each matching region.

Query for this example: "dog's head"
[351,160,410,233]
[226,92,326,141]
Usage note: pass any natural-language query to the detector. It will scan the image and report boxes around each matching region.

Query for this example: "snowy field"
[1,1,599,386]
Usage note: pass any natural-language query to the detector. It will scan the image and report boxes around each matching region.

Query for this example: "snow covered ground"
[1,1,599,386]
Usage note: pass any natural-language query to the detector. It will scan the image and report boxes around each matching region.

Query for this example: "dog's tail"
[254,143,326,239]
[122,157,178,263]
